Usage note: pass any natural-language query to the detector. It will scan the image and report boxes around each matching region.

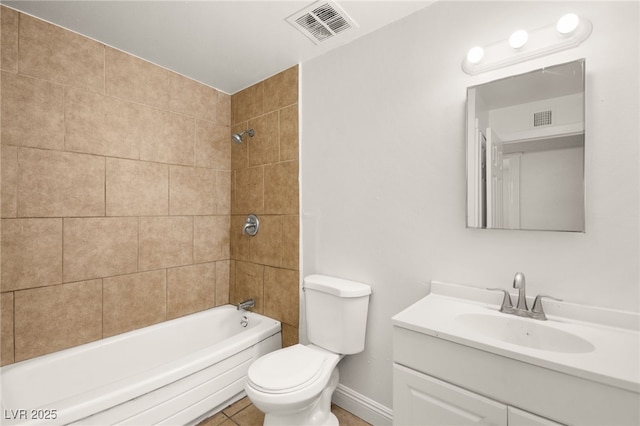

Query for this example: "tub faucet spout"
[237,298,255,311]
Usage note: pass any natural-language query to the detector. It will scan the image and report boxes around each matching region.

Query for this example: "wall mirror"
[466,59,585,232]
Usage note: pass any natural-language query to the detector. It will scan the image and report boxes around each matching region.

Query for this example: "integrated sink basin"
[454,312,595,353]
[392,281,640,393]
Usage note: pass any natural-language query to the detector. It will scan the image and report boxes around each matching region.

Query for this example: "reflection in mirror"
[466,59,585,232]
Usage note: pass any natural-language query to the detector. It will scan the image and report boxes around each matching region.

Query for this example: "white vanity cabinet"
[393,363,562,425]
[391,283,640,426]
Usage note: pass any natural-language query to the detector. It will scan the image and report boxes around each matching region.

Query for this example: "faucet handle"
[531,294,562,313]
[531,294,562,320]
[242,214,260,236]
[487,288,513,312]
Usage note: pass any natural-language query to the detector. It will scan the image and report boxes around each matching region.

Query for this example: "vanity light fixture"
[508,30,528,49]
[462,13,592,75]
[466,46,485,64]
[557,13,580,35]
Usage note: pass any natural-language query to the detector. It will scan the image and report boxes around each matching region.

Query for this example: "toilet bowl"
[245,275,372,426]
[245,344,342,426]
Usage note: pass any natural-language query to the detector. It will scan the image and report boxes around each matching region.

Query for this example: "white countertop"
[392,281,640,393]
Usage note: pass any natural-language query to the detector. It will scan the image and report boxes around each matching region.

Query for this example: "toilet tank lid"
[303,274,371,297]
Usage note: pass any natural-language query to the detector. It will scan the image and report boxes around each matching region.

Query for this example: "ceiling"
[2,1,433,94]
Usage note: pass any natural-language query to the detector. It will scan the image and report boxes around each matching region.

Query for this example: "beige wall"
[230,66,300,348]
[0,7,233,365]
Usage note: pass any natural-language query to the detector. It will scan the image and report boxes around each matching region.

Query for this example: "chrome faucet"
[488,272,561,321]
[237,298,255,311]
[513,272,528,311]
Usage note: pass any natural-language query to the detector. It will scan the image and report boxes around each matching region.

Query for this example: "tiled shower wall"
[230,66,300,348]
[0,7,233,365]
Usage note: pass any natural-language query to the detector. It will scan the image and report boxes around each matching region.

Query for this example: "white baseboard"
[332,384,393,426]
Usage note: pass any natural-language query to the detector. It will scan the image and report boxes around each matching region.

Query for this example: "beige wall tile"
[64,87,141,159]
[229,260,236,303]
[194,216,230,263]
[103,271,166,337]
[1,71,64,150]
[1,6,18,72]
[230,216,250,262]
[264,160,299,215]
[18,148,105,217]
[231,83,263,125]
[264,267,299,326]
[281,323,299,348]
[230,63,298,333]
[280,104,299,162]
[14,280,102,362]
[1,218,62,291]
[217,93,231,127]
[250,215,282,267]
[281,215,299,270]
[215,260,230,306]
[63,217,138,282]
[233,167,264,214]
[1,292,15,366]
[106,158,169,216]
[195,120,230,170]
[138,107,195,166]
[167,262,216,319]
[231,123,249,170]
[234,261,264,313]
[248,111,279,167]
[168,72,217,121]
[66,85,195,166]
[169,166,216,215]
[216,171,232,214]
[1,145,17,217]
[263,66,298,113]
[105,47,168,109]
[19,14,104,93]
[139,216,193,271]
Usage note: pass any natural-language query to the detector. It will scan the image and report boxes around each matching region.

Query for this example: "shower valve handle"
[243,214,260,236]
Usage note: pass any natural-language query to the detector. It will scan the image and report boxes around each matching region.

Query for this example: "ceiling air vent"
[286,1,357,45]
[534,110,553,127]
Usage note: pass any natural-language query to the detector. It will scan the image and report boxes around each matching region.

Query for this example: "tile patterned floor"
[198,396,372,426]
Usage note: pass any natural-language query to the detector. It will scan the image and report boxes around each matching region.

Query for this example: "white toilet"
[245,274,372,426]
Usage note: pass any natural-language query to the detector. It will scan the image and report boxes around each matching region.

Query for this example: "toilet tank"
[303,275,371,355]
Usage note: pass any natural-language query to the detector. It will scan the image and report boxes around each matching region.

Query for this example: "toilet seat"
[247,345,336,394]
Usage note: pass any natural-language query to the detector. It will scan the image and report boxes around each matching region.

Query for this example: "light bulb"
[467,46,484,64]
[509,30,528,49]
[557,13,580,35]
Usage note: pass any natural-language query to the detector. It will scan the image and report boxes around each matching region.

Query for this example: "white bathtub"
[0,305,281,425]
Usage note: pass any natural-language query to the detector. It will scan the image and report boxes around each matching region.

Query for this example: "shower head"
[231,129,255,144]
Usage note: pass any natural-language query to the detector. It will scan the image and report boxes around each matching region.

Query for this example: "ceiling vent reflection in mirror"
[286,1,358,44]
[534,110,553,127]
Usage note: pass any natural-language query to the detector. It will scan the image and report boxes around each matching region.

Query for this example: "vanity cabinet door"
[393,364,507,426]
[508,407,564,426]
